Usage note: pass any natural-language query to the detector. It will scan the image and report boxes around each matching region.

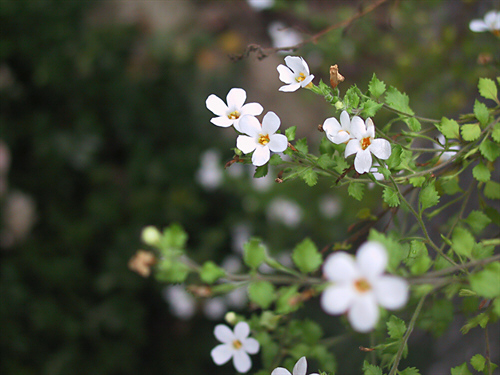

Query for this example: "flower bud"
[225,311,237,325]
[335,101,344,110]
[141,226,161,246]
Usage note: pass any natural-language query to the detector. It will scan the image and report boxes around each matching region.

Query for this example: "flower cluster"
[469,10,500,36]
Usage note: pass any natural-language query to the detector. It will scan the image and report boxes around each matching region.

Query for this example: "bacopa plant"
[131,12,500,375]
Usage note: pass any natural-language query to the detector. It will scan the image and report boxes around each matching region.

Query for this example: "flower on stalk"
[322,110,354,144]
[236,111,288,166]
[469,10,500,36]
[211,321,260,373]
[320,241,409,333]
[206,88,263,132]
[271,356,319,375]
[277,56,314,92]
[344,117,391,174]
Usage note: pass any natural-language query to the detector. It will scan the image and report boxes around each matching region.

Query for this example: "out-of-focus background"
[1,0,498,374]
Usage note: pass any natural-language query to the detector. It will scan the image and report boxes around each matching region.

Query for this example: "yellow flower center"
[228,110,240,120]
[295,72,306,82]
[258,134,270,145]
[232,339,243,350]
[354,278,372,293]
[361,137,372,150]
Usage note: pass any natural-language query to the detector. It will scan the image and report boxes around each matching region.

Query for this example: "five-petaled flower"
[469,10,500,36]
[271,356,319,375]
[206,88,264,132]
[320,241,409,333]
[236,111,288,166]
[344,116,391,174]
[323,110,354,144]
[211,321,260,373]
[277,56,314,92]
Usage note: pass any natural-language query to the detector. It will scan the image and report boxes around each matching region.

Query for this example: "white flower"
[434,134,460,164]
[163,285,196,320]
[320,242,409,333]
[469,10,500,35]
[196,149,223,190]
[277,56,314,92]
[206,88,263,132]
[323,110,354,144]
[236,112,288,166]
[271,356,319,375]
[345,117,391,174]
[247,0,274,11]
[268,21,303,52]
[318,195,342,219]
[266,197,303,228]
[211,321,260,373]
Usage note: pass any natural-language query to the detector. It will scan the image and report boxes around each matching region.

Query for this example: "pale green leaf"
[383,187,400,207]
[478,77,498,101]
[368,73,386,98]
[451,363,472,375]
[420,181,440,211]
[387,315,406,339]
[348,182,365,201]
[461,124,481,141]
[248,280,276,309]
[472,162,491,182]
[451,226,474,258]
[200,261,226,284]
[243,238,266,268]
[492,123,500,143]
[474,100,489,127]
[438,117,460,139]
[292,238,322,273]
[469,262,500,299]
[484,180,500,200]
[470,354,486,372]
[479,138,500,162]
[465,210,492,234]
[385,86,414,115]
[285,126,296,141]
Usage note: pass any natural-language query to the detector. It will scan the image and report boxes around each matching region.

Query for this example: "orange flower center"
[228,110,240,120]
[232,340,243,349]
[258,134,270,145]
[354,278,371,293]
[295,72,306,82]
[361,137,372,150]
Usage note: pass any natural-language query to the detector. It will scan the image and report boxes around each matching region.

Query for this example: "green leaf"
[479,138,500,162]
[275,285,301,314]
[399,368,420,375]
[368,73,386,98]
[295,138,308,154]
[451,363,472,375]
[472,162,491,182]
[451,226,475,258]
[386,144,402,169]
[484,180,500,199]
[438,117,460,139]
[461,312,490,334]
[269,154,283,165]
[254,164,269,178]
[200,261,226,284]
[160,223,188,250]
[285,126,297,141]
[243,238,266,269]
[317,154,336,169]
[363,361,383,375]
[348,182,365,201]
[301,168,318,186]
[485,207,500,226]
[469,262,500,298]
[474,100,489,127]
[461,124,481,141]
[383,187,400,207]
[470,354,486,372]
[248,280,276,309]
[409,176,425,187]
[440,176,462,196]
[385,86,414,115]
[334,154,350,173]
[493,298,500,317]
[387,315,406,339]
[345,86,360,108]
[478,77,498,101]
[155,260,190,283]
[361,99,383,118]
[465,210,492,234]
[492,123,500,143]
[408,240,431,275]
[404,117,421,132]
[420,181,440,211]
[292,238,323,274]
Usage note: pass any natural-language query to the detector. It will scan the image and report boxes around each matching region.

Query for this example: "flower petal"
[268,134,288,152]
[242,337,260,354]
[277,64,295,84]
[345,139,362,157]
[227,88,247,110]
[206,94,228,116]
[323,252,359,282]
[241,102,264,116]
[333,131,351,144]
[233,350,252,373]
[293,356,307,375]
[323,117,341,135]
[284,56,306,74]
[234,321,250,340]
[354,149,372,174]
[356,241,388,278]
[365,118,375,138]
[271,368,292,375]
[261,111,280,135]
[211,116,234,128]
[369,139,391,160]
[469,20,488,32]
[239,115,261,137]
[340,111,351,131]
[214,324,235,343]
[237,135,258,154]
[373,275,409,310]
[350,116,366,139]
[484,10,498,28]
[211,343,234,365]
[252,145,270,166]
[347,293,379,332]
[279,83,301,92]
[321,284,356,315]
[300,74,314,87]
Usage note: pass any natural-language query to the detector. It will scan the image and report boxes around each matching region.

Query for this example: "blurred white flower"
[196,149,223,190]
[206,88,263,132]
[163,285,196,320]
[204,297,228,320]
[1,191,37,248]
[211,321,260,373]
[267,198,302,228]
[323,111,353,144]
[247,0,274,11]
[272,356,319,375]
[318,195,342,219]
[277,56,314,92]
[434,134,460,164]
[268,21,302,52]
[469,10,500,35]
[231,223,252,254]
[320,242,409,332]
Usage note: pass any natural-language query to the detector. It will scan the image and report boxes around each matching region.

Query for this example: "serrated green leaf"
[345,86,360,108]
[409,176,425,187]
[465,210,492,234]
[161,223,188,250]
[472,162,491,182]
[387,315,406,339]
[474,100,489,127]
[461,124,481,141]
[479,138,500,162]
[348,182,365,201]
[451,363,472,375]
[386,144,402,169]
[317,154,336,169]
[452,226,474,258]
[484,180,500,199]
[461,312,490,334]
[493,298,500,317]
[254,164,269,178]
[478,77,498,101]
[285,126,297,141]
[399,367,420,375]
[155,260,190,283]
[361,99,384,118]
[383,187,400,207]
[420,181,440,211]
[408,240,431,275]
[440,176,462,196]
[385,86,414,115]
[200,261,226,284]
[243,238,266,268]
[295,138,308,154]
[470,354,486,372]
[368,73,386,98]
[404,117,421,132]
[269,154,283,165]
[469,262,500,299]
[492,123,500,143]
[363,361,383,375]
[292,238,322,273]
[301,168,318,186]
[275,285,301,314]
[248,280,276,309]
[438,117,460,139]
